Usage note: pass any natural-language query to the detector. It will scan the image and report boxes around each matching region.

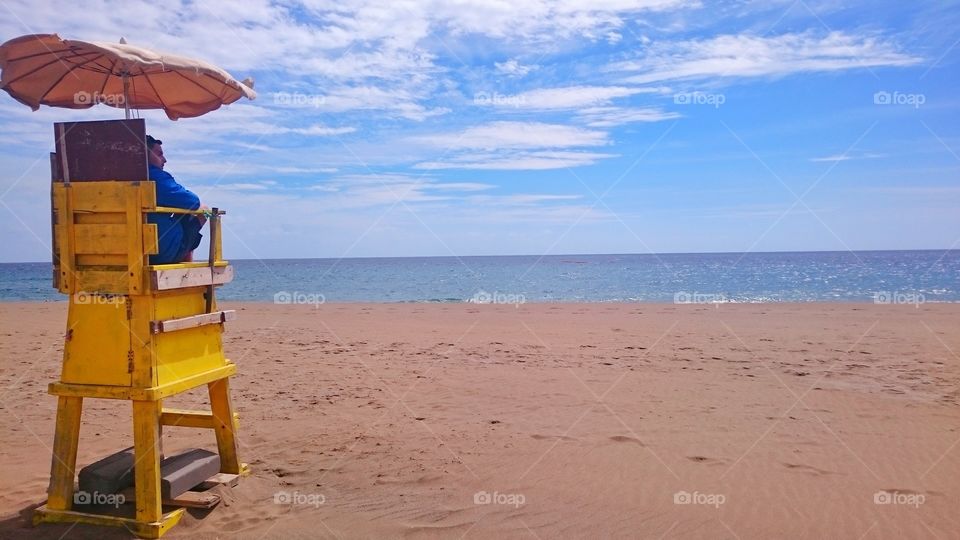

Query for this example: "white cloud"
[577,106,681,126]
[504,85,663,110]
[495,59,538,77]
[412,121,609,150]
[809,152,885,162]
[610,31,922,84]
[415,151,618,170]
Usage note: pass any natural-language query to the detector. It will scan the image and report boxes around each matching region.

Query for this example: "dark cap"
[146,135,163,148]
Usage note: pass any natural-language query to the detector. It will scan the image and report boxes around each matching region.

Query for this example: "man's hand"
[197,204,210,226]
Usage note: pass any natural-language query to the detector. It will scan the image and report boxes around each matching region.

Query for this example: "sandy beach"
[0,302,958,539]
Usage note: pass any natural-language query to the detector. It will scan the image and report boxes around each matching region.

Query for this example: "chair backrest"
[51,119,159,295]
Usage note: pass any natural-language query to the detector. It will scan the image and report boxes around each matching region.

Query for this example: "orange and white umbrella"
[0,33,255,120]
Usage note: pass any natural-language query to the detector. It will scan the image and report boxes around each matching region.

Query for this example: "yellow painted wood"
[73,224,128,254]
[143,223,158,255]
[68,181,155,213]
[49,364,237,401]
[61,300,131,386]
[212,211,223,262]
[75,211,125,224]
[133,400,163,524]
[146,261,230,271]
[56,184,74,293]
[75,254,128,267]
[153,206,206,214]
[45,396,82,510]
[130,293,157,389]
[33,504,184,539]
[126,185,146,294]
[43,173,241,539]
[160,408,239,429]
[208,379,242,474]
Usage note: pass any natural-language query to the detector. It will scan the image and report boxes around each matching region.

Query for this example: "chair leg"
[132,400,163,524]
[208,378,241,474]
[47,396,83,510]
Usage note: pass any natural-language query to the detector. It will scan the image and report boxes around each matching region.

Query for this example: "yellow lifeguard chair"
[33,118,247,538]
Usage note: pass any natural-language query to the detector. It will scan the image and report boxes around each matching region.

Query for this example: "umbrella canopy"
[0,33,255,120]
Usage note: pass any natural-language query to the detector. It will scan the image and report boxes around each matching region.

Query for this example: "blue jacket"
[147,164,200,264]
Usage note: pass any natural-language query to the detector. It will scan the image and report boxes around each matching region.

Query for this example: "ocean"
[1,250,957,304]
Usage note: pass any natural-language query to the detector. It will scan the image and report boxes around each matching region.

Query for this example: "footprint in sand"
[531,434,576,441]
[687,455,727,466]
[782,462,839,476]
[609,435,645,446]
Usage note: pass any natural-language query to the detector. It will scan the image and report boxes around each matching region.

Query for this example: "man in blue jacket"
[146,135,206,264]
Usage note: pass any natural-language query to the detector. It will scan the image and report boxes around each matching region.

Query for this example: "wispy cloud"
[809,152,885,162]
[609,31,922,84]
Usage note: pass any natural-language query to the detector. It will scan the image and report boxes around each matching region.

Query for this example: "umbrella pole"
[123,72,130,120]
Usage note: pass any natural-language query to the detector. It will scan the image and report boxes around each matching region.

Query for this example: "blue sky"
[1,0,958,262]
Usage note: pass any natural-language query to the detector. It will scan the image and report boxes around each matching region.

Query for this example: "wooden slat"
[160,408,239,429]
[73,224,127,254]
[119,484,221,509]
[143,223,158,255]
[75,254,127,266]
[49,362,236,401]
[67,182,136,213]
[125,184,145,295]
[151,310,235,334]
[198,472,240,490]
[57,184,75,293]
[151,265,234,291]
[75,212,125,224]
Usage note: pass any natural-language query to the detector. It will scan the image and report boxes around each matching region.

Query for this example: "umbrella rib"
[34,55,109,106]
[171,69,224,100]
[139,69,169,112]
[1,50,103,88]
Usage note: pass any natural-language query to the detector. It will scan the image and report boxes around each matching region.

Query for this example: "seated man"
[146,135,207,264]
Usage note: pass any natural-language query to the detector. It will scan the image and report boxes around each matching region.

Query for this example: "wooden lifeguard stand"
[32,119,246,538]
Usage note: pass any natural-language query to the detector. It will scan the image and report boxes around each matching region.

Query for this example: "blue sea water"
[1,250,957,303]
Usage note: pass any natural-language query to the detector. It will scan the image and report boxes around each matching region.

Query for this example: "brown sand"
[0,302,958,539]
